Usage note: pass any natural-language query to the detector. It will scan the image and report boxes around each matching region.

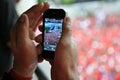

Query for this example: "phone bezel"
[41,9,66,59]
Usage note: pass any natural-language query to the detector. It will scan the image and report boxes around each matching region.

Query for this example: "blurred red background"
[72,13,120,80]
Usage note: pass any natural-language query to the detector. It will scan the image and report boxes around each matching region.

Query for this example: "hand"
[10,2,49,77]
[35,17,79,80]
[35,16,79,80]
[51,17,79,80]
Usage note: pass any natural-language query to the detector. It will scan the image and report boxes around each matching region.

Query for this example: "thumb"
[17,14,29,41]
[61,16,72,39]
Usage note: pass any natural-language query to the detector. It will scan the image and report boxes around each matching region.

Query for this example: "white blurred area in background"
[15,0,37,15]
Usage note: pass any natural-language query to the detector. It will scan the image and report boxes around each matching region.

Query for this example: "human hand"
[36,16,79,80]
[50,17,79,80]
[10,3,49,78]
[35,16,79,80]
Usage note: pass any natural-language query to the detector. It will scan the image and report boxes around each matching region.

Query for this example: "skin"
[51,16,79,80]
[10,2,79,80]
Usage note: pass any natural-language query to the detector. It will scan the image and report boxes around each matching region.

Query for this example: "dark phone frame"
[41,9,66,59]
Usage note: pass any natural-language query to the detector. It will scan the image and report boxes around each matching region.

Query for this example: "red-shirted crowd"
[72,13,120,80]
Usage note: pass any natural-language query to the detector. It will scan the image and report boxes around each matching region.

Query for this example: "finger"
[36,44,42,55]
[10,14,28,48]
[35,34,42,43]
[61,16,72,39]
[35,16,43,32]
[33,2,50,31]
[36,44,44,62]
[25,3,44,17]
[40,2,50,13]
[25,2,50,15]
[72,37,78,62]
[29,28,36,40]
[25,2,50,30]
[24,3,44,31]
[16,14,29,47]
[38,24,43,32]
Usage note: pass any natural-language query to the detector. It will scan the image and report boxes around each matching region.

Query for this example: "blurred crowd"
[45,32,60,45]
[72,13,120,80]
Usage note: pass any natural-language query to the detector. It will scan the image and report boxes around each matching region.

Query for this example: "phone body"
[41,9,66,59]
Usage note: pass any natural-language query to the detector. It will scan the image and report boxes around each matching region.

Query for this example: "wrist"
[51,65,79,80]
[12,61,37,78]
[12,66,35,78]
[57,69,79,80]
[8,68,32,80]
[1,69,32,80]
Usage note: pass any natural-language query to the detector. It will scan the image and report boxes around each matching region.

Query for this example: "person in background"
[0,0,18,76]
[1,2,79,80]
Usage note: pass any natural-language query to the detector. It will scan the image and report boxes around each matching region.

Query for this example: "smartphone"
[41,9,66,59]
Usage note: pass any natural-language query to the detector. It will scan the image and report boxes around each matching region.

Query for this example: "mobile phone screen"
[44,18,63,51]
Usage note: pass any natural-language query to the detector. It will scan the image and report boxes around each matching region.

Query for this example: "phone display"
[44,18,63,51]
[41,9,65,59]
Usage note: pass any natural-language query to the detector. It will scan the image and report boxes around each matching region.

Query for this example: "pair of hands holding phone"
[10,2,79,80]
